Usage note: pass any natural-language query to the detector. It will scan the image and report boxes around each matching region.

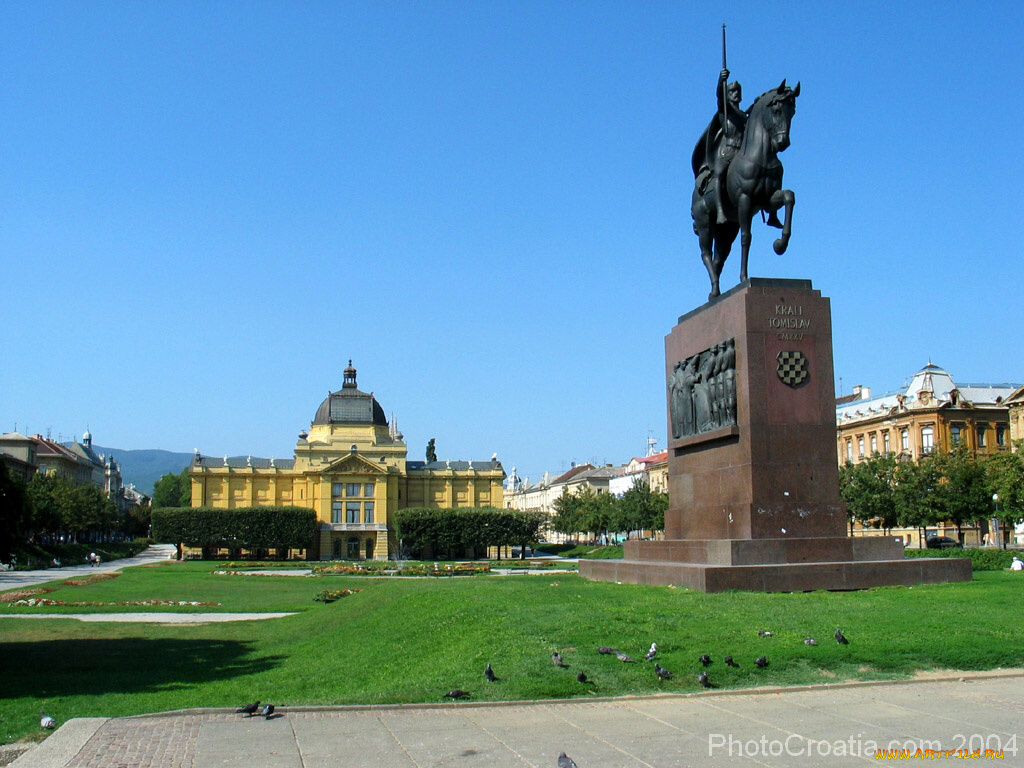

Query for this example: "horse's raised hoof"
[773,238,789,255]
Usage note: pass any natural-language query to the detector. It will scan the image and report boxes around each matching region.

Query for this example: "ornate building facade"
[188,363,505,560]
[835,362,1019,546]
[836,363,1016,466]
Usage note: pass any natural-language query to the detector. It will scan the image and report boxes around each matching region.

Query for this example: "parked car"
[926,536,962,550]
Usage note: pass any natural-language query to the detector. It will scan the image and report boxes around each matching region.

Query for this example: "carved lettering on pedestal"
[669,338,737,439]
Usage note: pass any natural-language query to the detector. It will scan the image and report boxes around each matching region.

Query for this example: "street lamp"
[993,493,1002,549]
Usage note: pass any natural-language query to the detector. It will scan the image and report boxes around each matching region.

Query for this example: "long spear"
[721,24,728,135]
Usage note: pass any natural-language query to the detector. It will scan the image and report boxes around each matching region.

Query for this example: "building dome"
[312,361,388,426]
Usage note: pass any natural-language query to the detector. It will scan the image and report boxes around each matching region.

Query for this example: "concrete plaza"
[11,673,1023,768]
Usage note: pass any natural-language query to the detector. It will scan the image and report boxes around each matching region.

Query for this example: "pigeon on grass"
[40,712,56,729]
[644,643,657,661]
[445,689,471,700]
[835,628,849,645]
[758,630,773,638]
[485,663,498,682]
[724,656,738,668]
[699,654,713,667]
[236,700,260,717]
[804,637,818,646]
[754,656,769,668]
[697,672,711,689]
[576,671,590,684]
[552,652,569,668]
[616,652,635,663]
[655,664,672,680]
[596,646,617,655]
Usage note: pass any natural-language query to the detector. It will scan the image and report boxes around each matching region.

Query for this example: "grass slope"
[2,563,1023,744]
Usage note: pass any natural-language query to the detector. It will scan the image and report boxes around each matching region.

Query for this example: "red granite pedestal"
[580,278,971,592]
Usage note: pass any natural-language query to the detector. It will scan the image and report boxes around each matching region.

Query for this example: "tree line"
[839,443,1024,544]
[0,459,150,563]
[549,481,668,542]
[393,507,545,560]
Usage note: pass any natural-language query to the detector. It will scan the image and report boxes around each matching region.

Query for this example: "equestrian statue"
[691,27,800,299]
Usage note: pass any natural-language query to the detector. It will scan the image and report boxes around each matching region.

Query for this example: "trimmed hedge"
[151,507,317,555]
[902,547,1020,571]
[392,507,544,560]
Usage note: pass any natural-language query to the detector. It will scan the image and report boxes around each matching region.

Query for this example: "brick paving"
[65,715,204,768]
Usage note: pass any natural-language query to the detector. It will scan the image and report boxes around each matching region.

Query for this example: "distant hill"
[90,445,193,497]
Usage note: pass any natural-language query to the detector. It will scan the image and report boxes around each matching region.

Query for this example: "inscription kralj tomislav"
[691,26,800,300]
[668,338,737,439]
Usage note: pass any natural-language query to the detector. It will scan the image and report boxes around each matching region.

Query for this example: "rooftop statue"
[691,27,800,299]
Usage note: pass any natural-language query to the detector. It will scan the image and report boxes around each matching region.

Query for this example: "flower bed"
[312,562,491,577]
[0,588,54,603]
[62,573,120,587]
[313,588,361,603]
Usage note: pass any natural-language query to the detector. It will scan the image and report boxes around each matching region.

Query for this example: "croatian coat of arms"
[776,351,809,387]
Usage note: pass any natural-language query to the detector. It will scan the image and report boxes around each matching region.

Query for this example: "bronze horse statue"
[691,80,800,299]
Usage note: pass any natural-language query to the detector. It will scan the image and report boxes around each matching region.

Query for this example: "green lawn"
[2,562,1023,745]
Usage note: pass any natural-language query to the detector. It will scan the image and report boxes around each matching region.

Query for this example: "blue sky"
[4,2,1023,485]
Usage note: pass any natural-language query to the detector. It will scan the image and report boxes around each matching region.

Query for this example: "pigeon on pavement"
[40,712,56,729]
[835,628,849,645]
[485,663,497,682]
[557,752,579,768]
[261,704,275,719]
[755,656,769,668]
[236,700,260,716]
[552,652,568,667]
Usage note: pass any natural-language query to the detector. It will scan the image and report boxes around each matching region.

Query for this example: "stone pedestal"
[580,278,971,592]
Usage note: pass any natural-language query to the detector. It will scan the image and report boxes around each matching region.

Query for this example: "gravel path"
[2,612,296,623]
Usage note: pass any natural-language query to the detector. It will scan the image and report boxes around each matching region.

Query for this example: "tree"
[0,459,29,563]
[576,487,615,541]
[152,470,191,508]
[933,444,992,539]
[425,438,437,463]
[617,480,668,538]
[550,491,584,539]
[839,453,899,533]
[986,446,1024,545]
[893,455,943,545]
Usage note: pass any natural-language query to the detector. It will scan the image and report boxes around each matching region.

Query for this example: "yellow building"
[1006,385,1024,451]
[188,362,505,560]
[836,362,1019,546]
[836,363,1015,465]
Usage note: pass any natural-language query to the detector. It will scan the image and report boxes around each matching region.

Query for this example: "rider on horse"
[692,69,782,228]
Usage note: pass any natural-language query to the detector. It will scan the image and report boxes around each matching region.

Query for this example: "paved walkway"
[12,673,1024,767]
[0,545,178,590]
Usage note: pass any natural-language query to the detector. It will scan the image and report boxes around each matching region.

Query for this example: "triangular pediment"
[319,453,388,475]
